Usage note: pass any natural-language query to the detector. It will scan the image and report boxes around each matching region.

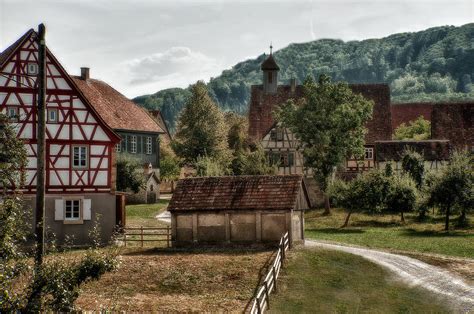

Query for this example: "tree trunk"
[341,211,352,228]
[445,205,450,231]
[400,211,405,223]
[323,195,331,215]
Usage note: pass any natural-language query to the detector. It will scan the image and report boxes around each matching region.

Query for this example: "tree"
[401,148,425,187]
[393,116,431,140]
[172,81,230,163]
[234,145,277,176]
[224,112,249,153]
[276,75,373,214]
[116,156,145,193]
[385,173,418,222]
[426,151,473,230]
[194,155,231,177]
[159,142,181,181]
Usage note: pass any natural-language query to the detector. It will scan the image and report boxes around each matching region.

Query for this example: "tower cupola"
[261,44,279,94]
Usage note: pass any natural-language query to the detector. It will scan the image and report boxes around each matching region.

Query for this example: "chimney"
[290,78,296,93]
[80,67,90,80]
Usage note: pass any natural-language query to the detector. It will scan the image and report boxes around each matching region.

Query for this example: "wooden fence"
[122,226,171,248]
[249,232,290,314]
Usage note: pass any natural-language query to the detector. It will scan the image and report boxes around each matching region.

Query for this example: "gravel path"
[306,240,474,312]
[155,210,171,224]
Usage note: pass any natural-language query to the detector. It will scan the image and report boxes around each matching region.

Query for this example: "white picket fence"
[249,232,290,314]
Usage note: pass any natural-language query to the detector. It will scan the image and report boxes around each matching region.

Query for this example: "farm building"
[168,175,308,247]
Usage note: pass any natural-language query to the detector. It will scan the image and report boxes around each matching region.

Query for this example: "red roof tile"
[72,77,165,134]
[168,175,304,211]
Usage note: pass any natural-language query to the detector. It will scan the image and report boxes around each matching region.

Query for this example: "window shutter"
[83,199,92,220]
[54,199,64,221]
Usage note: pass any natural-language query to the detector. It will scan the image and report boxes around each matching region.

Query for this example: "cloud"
[127,47,222,85]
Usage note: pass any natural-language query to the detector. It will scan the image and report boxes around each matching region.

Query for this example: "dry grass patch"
[75,247,274,311]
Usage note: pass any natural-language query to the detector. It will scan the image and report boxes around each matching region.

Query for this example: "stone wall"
[391,102,433,130]
[431,102,474,150]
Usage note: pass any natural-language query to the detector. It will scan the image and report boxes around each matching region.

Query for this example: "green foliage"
[224,112,249,152]
[426,151,474,230]
[172,81,231,164]
[194,155,231,177]
[400,148,425,187]
[232,146,277,176]
[393,116,431,140]
[133,24,474,128]
[159,143,181,181]
[116,156,145,193]
[385,173,418,222]
[276,75,373,193]
[0,114,27,189]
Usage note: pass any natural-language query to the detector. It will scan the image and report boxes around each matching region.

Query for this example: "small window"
[276,128,284,141]
[115,141,121,153]
[365,147,374,160]
[73,146,88,168]
[65,200,81,221]
[7,107,19,122]
[268,71,273,84]
[146,137,152,155]
[47,108,58,123]
[131,136,137,154]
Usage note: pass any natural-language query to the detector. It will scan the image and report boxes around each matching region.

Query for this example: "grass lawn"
[270,248,449,313]
[75,247,273,311]
[305,208,474,259]
[126,199,169,227]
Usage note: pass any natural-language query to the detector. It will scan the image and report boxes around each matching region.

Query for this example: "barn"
[168,175,308,247]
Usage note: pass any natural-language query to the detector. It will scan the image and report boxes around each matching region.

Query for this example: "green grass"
[126,199,169,227]
[305,209,474,259]
[270,248,449,313]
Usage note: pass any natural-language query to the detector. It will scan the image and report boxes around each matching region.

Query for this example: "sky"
[0,0,472,98]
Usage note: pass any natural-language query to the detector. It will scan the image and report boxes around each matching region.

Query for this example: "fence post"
[256,296,262,314]
[124,230,127,247]
[272,265,277,292]
[140,226,144,247]
[281,241,285,261]
[264,280,270,309]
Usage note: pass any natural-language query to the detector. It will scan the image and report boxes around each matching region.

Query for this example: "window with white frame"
[365,147,374,160]
[47,108,58,123]
[73,146,88,168]
[65,199,81,220]
[115,141,121,153]
[7,107,19,121]
[146,137,152,155]
[131,136,137,153]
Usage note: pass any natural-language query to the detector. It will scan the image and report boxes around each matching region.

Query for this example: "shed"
[168,175,308,246]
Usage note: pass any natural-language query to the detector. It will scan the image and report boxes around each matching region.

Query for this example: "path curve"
[306,240,474,312]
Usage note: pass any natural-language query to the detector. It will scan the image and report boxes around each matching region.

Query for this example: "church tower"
[261,44,280,94]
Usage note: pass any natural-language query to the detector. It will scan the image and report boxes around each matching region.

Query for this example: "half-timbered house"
[0,29,121,245]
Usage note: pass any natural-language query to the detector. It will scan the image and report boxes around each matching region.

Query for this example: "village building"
[168,175,308,247]
[0,29,121,245]
[72,70,166,204]
[248,50,392,205]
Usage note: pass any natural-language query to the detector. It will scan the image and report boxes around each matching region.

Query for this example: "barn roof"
[168,175,305,211]
[72,77,165,134]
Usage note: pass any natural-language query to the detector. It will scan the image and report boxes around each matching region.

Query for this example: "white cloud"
[126,47,222,86]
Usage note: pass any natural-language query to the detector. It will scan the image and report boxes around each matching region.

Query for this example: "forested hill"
[133,23,474,131]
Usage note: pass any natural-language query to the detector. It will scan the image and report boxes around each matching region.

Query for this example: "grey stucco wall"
[171,209,304,247]
[24,193,117,246]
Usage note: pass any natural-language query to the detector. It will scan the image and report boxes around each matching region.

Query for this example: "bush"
[385,173,418,222]
[116,156,145,193]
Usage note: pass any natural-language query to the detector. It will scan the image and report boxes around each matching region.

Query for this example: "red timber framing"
[0,29,120,194]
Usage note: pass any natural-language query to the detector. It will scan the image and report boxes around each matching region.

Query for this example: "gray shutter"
[54,199,64,220]
[83,199,92,220]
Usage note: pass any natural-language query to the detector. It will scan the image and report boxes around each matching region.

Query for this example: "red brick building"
[391,102,434,130]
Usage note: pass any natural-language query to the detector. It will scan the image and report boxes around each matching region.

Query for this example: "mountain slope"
[133,23,474,131]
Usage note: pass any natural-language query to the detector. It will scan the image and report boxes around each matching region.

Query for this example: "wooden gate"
[122,226,171,248]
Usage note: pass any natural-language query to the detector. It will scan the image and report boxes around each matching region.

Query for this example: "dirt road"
[306,240,474,312]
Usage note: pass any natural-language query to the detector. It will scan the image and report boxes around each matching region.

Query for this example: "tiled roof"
[261,54,280,71]
[375,140,451,161]
[71,77,165,134]
[168,175,304,211]
[149,110,171,141]
[0,29,34,68]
